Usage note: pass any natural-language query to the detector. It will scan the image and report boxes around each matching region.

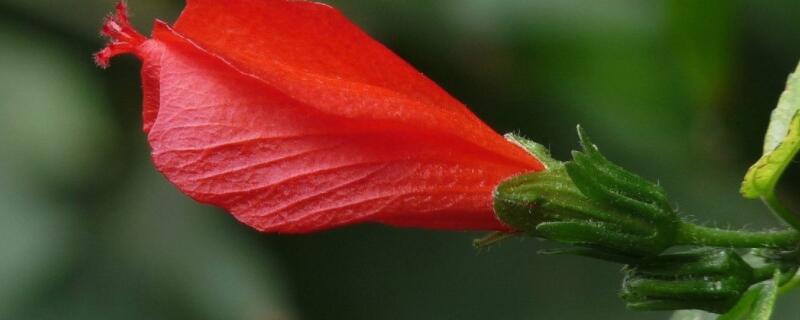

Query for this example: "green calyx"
[495,127,679,258]
[492,126,800,316]
[621,249,755,313]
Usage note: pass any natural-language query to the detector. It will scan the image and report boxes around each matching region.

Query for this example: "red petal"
[172,0,539,168]
[102,1,544,232]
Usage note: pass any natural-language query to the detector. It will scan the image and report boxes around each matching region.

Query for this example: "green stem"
[762,192,800,231]
[675,221,800,249]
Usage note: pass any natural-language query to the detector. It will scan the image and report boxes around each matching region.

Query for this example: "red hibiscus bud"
[96,0,543,233]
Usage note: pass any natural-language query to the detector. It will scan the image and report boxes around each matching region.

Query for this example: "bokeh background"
[2,0,800,319]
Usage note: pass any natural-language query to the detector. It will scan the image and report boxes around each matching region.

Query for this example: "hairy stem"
[675,221,800,249]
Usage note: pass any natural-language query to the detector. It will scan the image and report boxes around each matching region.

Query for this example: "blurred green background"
[1,0,800,319]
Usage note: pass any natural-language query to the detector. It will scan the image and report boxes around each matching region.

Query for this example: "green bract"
[494,128,679,259]
[621,249,754,313]
[505,133,561,170]
[492,119,800,319]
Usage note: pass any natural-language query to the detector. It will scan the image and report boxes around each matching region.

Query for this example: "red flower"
[97,0,543,233]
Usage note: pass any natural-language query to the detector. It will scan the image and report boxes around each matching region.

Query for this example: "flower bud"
[494,127,679,258]
[621,249,754,313]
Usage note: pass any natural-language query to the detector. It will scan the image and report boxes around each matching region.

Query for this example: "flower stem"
[762,192,800,231]
[674,221,800,249]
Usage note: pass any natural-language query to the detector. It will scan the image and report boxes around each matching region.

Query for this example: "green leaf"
[741,61,800,198]
[749,279,779,320]
[718,272,780,320]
